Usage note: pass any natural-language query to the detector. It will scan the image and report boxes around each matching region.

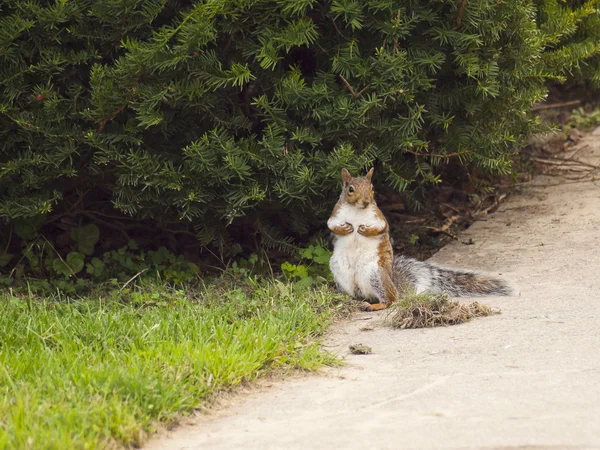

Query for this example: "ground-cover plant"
[568,106,600,129]
[0,281,348,449]
[281,242,332,288]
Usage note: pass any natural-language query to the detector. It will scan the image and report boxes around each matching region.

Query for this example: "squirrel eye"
[348,186,355,193]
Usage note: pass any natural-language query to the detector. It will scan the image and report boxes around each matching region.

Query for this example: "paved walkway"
[147,130,600,450]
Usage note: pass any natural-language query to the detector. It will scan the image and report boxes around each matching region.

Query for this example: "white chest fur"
[328,204,385,299]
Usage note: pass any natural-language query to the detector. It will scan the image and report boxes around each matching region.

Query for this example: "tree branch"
[532,99,581,111]
[456,0,468,28]
[338,75,369,98]
[98,69,144,132]
[404,148,473,158]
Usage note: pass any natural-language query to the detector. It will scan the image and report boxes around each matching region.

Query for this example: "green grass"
[0,280,348,450]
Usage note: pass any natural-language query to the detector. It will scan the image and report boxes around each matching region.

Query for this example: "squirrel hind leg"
[360,301,390,312]
[360,268,397,312]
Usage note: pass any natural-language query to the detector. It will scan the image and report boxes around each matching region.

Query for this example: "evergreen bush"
[537,0,600,87]
[1,0,599,258]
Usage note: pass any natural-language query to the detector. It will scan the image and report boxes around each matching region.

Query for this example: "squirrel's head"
[340,168,375,209]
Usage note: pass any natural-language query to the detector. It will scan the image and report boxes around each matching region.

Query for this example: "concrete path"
[146,131,600,450]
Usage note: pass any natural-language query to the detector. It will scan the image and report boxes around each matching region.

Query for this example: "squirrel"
[327,168,513,312]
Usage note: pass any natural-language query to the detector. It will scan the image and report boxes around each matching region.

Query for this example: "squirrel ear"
[366,167,374,180]
[341,168,352,183]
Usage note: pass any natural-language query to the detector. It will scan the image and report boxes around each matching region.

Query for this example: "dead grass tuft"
[349,344,372,355]
[385,291,500,329]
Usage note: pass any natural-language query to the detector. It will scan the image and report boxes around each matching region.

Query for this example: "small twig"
[404,148,473,158]
[67,189,89,215]
[98,69,144,132]
[534,157,592,169]
[381,202,406,213]
[201,245,227,269]
[559,167,598,174]
[437,214,460,230]
[85,210,139,221]
[328,14,345,38]
[561,170,598,180]
[456,0,468,28]
[532,99,581,112]
[81,212,132,242]
[338,75,369,99]
[167,229,199,239]
[542,164,599,180]
[338,75,356,96]
[355,84,370,97]
[554,145,587,169]
[404,217,427,224]
[40,235,77,277]
[424,193,506,238]
[222,34,234,53]
[120,268,148,292]
[507,177,600,188]
[424,214,461,240]
[441,203,462,214]
[392,10,401,53]
[116,13,128,44]
[8,240,36,279]
[535,156,598,170]
[474,193,507,216]
[3,226,12,255]
[434,229,458,240]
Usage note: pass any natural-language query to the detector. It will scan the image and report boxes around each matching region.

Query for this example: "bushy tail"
[393,255,513,297]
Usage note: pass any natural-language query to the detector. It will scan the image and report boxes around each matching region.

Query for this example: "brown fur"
[330,170,512,310]
[329,221,354,236]
[338,168,375,210]
[333,168,398,312]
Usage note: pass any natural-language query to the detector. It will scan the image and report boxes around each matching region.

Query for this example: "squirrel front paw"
[357,225,368,235]
[341,223,354,234]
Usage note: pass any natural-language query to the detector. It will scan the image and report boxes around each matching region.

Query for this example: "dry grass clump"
[385,291,500,329]
[349,344,372,355]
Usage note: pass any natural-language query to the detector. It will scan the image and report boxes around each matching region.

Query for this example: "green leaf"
[187,262,200,274]
[52,259,69,277]
[300,247,313,259]
[294,264,309,279]
[248,253,258,265]
[150,247,172,266]
[0,252,14,267]
[86,257,105,277]
[312,247,331,265]
[294,276,313,289]
[281,261,295,277]
[71,224,100,255]
[53,252,85,277]
[12,216,45,240]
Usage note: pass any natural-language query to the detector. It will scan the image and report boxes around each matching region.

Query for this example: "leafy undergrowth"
[0,281,348,449]
[385,291,500,329]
